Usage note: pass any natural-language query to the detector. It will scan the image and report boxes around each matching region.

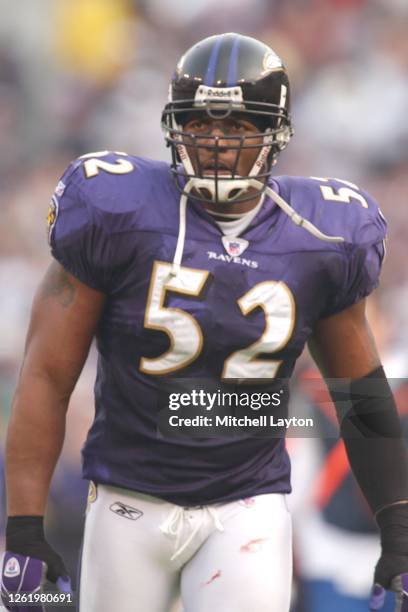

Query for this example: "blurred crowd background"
[1,0,408,610]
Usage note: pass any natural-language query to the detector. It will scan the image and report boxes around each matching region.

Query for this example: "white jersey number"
[141,262,295,379]
[140,262,209,375]
[310,176,368,208]
[79,151,134,178]
[222,281,295,379]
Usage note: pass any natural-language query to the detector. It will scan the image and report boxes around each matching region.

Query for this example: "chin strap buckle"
[192,177,249,203]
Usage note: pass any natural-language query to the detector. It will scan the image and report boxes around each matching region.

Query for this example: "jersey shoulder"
[47,152,177,291]
[48,151,178,246]
[59,151,173,215]
[273,175,387,248]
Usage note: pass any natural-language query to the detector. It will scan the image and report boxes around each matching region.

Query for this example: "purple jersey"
[49,152,386,506]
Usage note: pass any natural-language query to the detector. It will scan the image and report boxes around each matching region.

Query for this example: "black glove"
[5,516,69,583]
[1,516,72,611]
[369,504,408,611]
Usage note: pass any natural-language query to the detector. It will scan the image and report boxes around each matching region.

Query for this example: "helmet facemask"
[162,84,292,205]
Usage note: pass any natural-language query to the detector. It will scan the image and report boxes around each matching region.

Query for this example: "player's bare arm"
[309,298,408,605]
[308,298,381,380]
[6,261,105,517]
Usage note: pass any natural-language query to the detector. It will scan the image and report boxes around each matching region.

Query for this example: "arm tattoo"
[41,266,76,308]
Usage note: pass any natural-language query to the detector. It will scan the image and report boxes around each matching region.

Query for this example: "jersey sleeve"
[47,159,114,292]
[276,175,388,318]
[322,194,387,317]
[324,238,386,317]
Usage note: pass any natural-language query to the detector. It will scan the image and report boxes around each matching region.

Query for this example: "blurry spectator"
[53,0,136,82]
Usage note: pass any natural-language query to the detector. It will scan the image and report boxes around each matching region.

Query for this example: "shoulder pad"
[274,175,387,248]
[47,152,171,291]
[56,151,171,216]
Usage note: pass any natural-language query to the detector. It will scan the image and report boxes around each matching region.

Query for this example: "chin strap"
[171,179,194,277]
[248,179,345,243]
[171,177,345,277]
[193,177,249,203]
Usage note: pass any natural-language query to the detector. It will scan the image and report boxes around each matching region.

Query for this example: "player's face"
[182,114,264,181]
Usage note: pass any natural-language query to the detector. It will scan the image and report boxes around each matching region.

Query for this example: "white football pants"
[78,484,292,611]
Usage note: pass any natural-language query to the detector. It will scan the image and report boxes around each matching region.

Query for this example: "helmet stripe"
[204,36,223,86]
[227,35,240,86]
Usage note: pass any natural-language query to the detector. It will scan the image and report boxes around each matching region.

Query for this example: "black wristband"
[5,515,68,582]
[6,516,45,550]
[377,503,408,555]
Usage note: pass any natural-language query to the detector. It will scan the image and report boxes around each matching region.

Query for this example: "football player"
[2,33,408,612]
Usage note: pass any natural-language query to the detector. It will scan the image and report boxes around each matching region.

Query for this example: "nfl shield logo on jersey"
[221,236,249,257]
